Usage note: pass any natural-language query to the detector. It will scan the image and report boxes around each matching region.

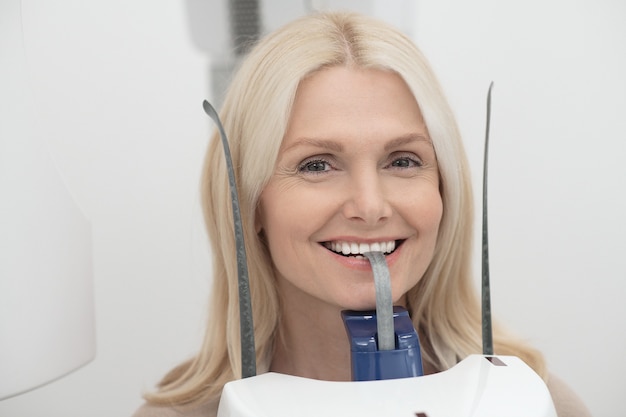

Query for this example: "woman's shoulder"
[131,399,218,417]
[547,373,593,417]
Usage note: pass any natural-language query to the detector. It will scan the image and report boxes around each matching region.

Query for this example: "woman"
[134,11,591,417]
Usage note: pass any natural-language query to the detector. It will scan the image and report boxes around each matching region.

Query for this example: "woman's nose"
[341,173,392,225]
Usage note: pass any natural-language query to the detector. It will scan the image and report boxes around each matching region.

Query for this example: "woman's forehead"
[283,67,426,141]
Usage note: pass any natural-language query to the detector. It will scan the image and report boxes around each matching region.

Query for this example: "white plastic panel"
[0,0,95,400]
[217,355,557,417]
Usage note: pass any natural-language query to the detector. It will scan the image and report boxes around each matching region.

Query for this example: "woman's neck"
[270,292,352,381]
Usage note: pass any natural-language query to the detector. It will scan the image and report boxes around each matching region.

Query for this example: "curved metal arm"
[203,100,256,378]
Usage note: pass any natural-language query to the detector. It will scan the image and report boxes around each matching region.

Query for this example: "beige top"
[131,373,592,417]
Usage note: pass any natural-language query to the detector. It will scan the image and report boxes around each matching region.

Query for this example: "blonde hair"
[146,11,545,407]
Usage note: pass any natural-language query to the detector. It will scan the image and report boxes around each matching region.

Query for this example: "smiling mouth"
[322,240,404,257]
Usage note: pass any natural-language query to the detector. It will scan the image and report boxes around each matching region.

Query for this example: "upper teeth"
[324,241,396,256]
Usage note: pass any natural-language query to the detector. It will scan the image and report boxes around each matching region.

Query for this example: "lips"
[322,240,403,257]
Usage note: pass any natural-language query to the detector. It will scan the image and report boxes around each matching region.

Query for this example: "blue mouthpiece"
[342,307,424,381]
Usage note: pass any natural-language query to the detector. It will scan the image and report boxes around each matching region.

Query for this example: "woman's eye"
[299,159,331,173]
[389,156,422,169]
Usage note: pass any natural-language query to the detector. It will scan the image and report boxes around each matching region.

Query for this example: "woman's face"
[257,66,442,312]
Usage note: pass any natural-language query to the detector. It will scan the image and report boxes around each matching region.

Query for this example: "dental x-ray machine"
[201,82,558,417]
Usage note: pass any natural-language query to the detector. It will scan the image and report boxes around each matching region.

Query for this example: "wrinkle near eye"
[267,171,306,192]
[274,165,299,177]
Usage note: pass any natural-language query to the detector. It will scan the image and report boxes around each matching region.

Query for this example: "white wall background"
[0,0,623,416]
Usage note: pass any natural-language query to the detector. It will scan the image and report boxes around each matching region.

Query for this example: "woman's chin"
[336,297,378,312]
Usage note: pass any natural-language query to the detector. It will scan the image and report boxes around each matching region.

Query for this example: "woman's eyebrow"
[282,137,344,153]
[384,133,432,151]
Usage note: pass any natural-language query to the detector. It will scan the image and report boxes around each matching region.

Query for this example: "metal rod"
[482,82,495,356]
[203,100,256,378]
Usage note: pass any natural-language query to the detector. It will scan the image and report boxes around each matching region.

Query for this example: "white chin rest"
[217,354,557,417]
